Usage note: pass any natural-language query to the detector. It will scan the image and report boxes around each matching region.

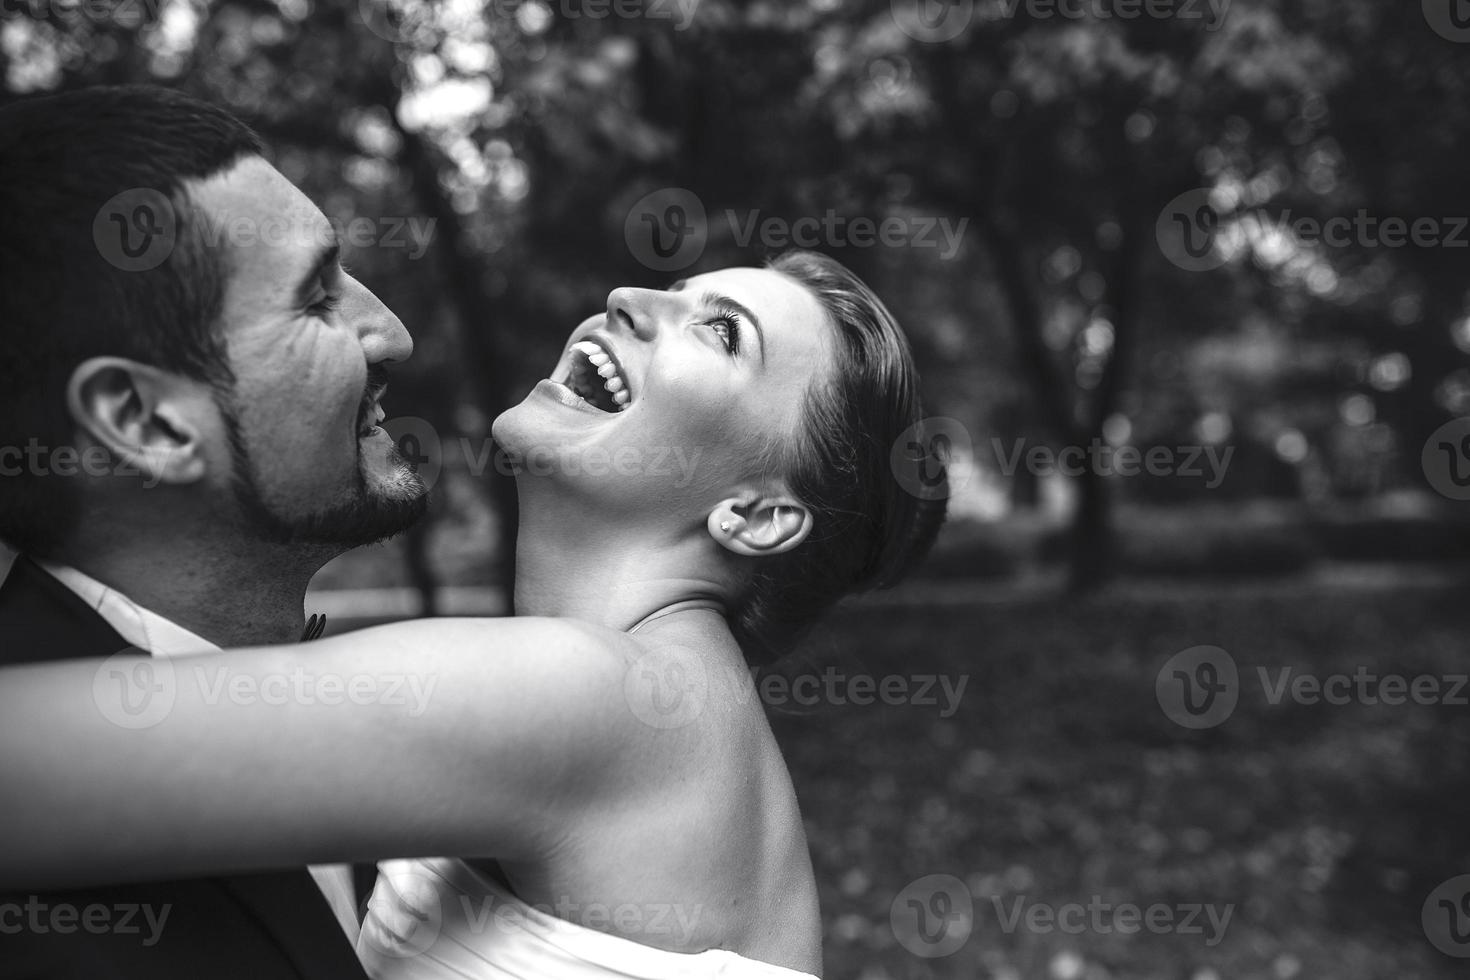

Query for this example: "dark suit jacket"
[0,556,370,980]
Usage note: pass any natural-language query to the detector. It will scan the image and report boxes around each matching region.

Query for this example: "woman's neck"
[510,494,733,633]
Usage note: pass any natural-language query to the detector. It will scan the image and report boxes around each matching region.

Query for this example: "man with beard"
[0,85,429,979]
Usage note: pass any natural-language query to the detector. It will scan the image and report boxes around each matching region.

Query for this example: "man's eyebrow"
[292,238,340,306]
[665,280,766,364]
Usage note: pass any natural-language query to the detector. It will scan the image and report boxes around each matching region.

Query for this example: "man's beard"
[216,385,430,548]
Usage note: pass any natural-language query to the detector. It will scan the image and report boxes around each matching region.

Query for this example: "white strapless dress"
[356,858,821,980]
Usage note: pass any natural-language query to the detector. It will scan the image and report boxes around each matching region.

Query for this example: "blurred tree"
[4,0,1467,597]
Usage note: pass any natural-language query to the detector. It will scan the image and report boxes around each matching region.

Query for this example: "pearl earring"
[720,521,732,533]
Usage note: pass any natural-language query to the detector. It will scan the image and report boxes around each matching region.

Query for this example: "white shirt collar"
[34,558,221,658]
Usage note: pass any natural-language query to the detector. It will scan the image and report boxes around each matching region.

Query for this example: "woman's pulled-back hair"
[731,251,948,664]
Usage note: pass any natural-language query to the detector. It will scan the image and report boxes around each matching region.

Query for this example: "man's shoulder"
[0,555,131,665]
[0,871,367,980]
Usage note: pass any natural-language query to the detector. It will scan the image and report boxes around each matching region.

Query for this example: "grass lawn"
[771,582,1469,979]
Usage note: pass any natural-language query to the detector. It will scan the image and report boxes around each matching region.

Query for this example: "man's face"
[188,156,428,546]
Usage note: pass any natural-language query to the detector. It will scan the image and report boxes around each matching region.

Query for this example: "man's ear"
[707,491,813,557]
[66,357,211,487]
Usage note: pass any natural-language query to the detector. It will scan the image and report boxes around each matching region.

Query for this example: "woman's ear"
[707,493,813,557]
[66,357,210,487]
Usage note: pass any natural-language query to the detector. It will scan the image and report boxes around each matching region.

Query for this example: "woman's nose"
[606,286,668,342]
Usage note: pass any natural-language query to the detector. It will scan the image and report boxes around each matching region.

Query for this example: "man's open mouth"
[553,339,631,413]
[358,390,387,437]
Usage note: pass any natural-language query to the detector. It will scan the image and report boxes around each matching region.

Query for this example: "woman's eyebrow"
[665,280,767,363]
[696,291,766,363]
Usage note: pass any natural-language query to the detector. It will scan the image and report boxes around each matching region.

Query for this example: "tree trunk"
[390,117,520,599]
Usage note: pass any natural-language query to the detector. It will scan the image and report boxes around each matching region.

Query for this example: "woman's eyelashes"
[703,304,744,355]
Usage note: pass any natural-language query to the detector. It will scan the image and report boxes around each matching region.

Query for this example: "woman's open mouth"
[552,339,632,413]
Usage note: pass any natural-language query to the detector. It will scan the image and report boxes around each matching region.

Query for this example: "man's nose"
[343,274,413,365]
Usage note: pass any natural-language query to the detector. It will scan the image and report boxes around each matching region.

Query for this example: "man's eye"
[309,294,342,318]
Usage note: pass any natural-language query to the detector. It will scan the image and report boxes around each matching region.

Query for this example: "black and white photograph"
[0,1,1466,977]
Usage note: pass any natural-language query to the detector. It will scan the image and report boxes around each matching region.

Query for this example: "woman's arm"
[0,616,678,889]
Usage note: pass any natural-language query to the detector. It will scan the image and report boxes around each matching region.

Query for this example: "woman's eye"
[706,313,742,355]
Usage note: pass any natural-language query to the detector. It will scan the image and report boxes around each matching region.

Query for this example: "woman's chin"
[489,400,534,450]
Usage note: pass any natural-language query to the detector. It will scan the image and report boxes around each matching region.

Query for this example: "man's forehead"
[187,154,333,241]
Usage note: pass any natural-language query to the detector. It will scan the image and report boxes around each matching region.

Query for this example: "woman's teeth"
[568,340,631,411]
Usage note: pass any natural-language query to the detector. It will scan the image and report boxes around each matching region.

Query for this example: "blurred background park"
[5,0,1470,975]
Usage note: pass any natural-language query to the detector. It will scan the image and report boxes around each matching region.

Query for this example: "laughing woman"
[0,251,946,979]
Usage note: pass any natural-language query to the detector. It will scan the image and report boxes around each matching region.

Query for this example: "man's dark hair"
[0,85,263,557]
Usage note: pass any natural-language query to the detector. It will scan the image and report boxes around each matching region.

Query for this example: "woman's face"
[493,267,834,519]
